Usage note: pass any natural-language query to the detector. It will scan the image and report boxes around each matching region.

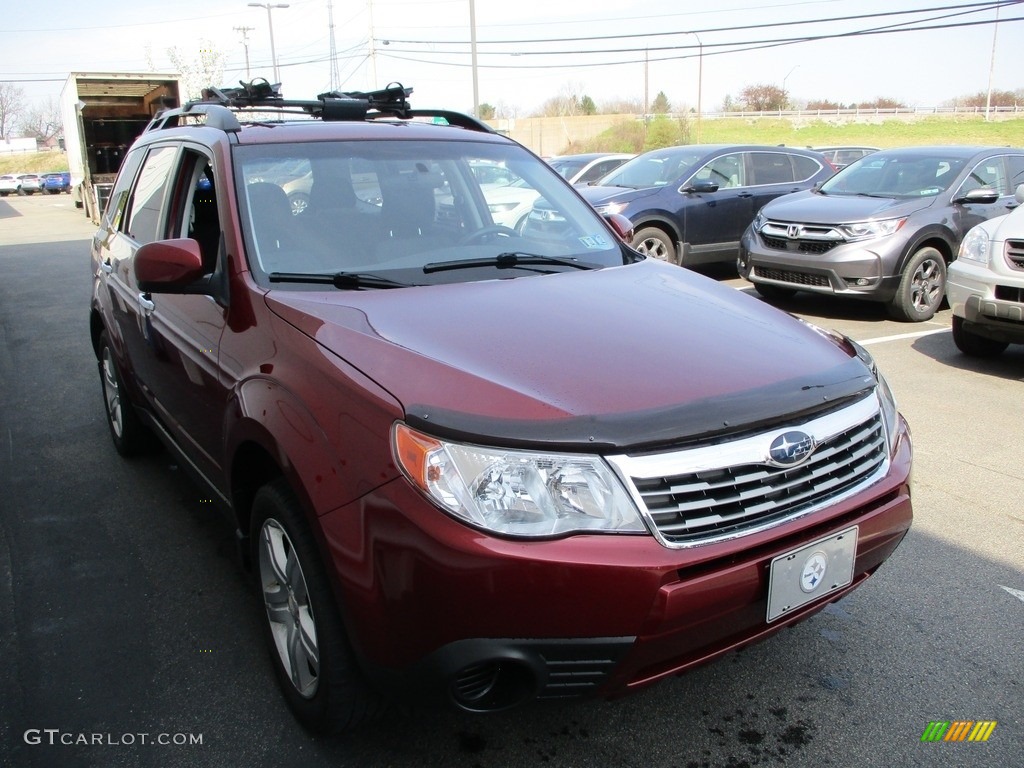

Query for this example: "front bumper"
[947,260,1024,343]
[319,418,913,711]
[739,228,905,302]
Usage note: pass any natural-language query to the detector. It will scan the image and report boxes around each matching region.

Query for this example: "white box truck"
[60,72,181,222]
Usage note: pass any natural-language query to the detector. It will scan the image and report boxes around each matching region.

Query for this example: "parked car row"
[531,143,1022,331]
[0,171,71,196]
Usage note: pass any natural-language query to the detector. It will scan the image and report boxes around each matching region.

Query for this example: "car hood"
[266,260,874,451]
[761,189,934,223]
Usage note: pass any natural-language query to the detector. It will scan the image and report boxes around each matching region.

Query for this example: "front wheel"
[631,227,676,263]
[951,315,1008,357]
[889,247,946,322]
[252,479,382,734]
[97,331,156,457]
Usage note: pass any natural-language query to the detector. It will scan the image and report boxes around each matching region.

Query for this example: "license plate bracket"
[766,526,858,622]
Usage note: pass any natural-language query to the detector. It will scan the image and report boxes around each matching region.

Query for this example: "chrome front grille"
[608,394,887,547]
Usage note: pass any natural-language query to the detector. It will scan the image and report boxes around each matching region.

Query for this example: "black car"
[562,145,834,266]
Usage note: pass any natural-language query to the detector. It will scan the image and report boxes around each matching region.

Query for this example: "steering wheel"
[459,225,519,245]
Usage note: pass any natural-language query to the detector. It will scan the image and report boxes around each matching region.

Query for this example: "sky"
[2,0,1022,118]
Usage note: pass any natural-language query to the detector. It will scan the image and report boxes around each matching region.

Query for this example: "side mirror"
[135,238,207,292]
[953,187,1000,205]
[685,180,719,194]
[1016,183,1024,205]
[603,213,634,243]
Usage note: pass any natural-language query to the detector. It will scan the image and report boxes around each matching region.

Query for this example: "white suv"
[947,184,1024,356]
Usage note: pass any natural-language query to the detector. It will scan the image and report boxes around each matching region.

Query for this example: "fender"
[893,221,957,275]
[225,370,404,522]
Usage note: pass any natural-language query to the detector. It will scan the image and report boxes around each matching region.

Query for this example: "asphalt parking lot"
[1,192,1021,768]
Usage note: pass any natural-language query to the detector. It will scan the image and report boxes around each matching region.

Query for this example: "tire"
[951,315,1008,357]
[631,227,677,264]
[97,331,157,457]
[753,282,798,301]
[252,479,382,734]
[888,246,946,322]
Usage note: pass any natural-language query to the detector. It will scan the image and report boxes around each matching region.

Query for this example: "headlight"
[838,217,907,241]
[751,211,766,231]
[594,201,628,216]
[957,225,990,265]
[392,423,646,537]
[847,339,900,456]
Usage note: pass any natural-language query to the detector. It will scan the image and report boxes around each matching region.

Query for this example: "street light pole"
[687,32,703,143]
[248,3,290,85]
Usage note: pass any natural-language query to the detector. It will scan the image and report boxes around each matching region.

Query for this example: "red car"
[90,82,912,734]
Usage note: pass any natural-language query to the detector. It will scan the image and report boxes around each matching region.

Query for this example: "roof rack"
[146,77,494,135]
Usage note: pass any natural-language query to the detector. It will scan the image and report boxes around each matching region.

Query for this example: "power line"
[376,15,1024,70]
[377,0,1019,46]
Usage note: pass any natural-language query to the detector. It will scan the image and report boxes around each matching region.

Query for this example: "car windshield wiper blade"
[422,252,599,274]
[268,271,412,289]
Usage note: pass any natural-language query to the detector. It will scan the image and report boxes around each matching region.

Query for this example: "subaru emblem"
[767,430,816,467]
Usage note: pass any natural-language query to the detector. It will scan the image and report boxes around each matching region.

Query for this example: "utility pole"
[469,0,479,118]
[234,26,255,79]
[327,0,341,92]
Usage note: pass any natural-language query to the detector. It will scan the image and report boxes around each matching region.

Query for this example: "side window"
[694,153,743,188]
[750,152,796,185]
[960,157,1008,196]
[105,147,146,233]
[124,145,178,244]
[791,154,822,181]
[1007,155,1024,194]
[166,151,220,272]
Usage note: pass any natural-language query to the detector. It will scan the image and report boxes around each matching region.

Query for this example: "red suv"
[89,82,913,734]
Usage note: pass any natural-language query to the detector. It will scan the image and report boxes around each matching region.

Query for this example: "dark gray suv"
[739,146,1024,321]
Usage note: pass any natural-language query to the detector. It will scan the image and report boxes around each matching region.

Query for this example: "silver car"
[946,183,1024,356]
[739,146,1024,321]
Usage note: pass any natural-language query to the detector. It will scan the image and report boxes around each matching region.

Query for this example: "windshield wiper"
[268,271,412,289]
[422,252,599,274]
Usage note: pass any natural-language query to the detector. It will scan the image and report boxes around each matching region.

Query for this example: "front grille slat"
[619,400,887,546]
[1006,240,1024,271]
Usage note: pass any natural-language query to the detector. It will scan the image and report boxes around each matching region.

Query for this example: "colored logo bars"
[921,721,997,742]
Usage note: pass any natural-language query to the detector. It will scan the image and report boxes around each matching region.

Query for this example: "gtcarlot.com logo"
[24,729,203,747]
[921,721,997,743]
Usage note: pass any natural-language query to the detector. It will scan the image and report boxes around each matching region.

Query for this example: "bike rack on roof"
[145,78,495,135]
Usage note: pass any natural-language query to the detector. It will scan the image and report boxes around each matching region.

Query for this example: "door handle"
[738,192,754,198]
[138,293,155,314]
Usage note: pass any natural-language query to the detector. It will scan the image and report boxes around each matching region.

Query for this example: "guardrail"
[698,105,1023,120]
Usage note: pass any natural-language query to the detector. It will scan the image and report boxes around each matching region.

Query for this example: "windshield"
[234,139,627,288]
[598,149,703,189]
[820,152,969,199]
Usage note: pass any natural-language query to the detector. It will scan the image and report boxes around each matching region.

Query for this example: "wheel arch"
[894,228,956,275]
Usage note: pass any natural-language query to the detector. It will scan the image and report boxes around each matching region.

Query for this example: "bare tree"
[18,97,63,143]
[738,83,788,112]
[148,41,226,101]
[853,97,906,109]
[0,82,27,140]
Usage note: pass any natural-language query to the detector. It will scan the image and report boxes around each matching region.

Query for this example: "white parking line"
[859,328,950,346]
